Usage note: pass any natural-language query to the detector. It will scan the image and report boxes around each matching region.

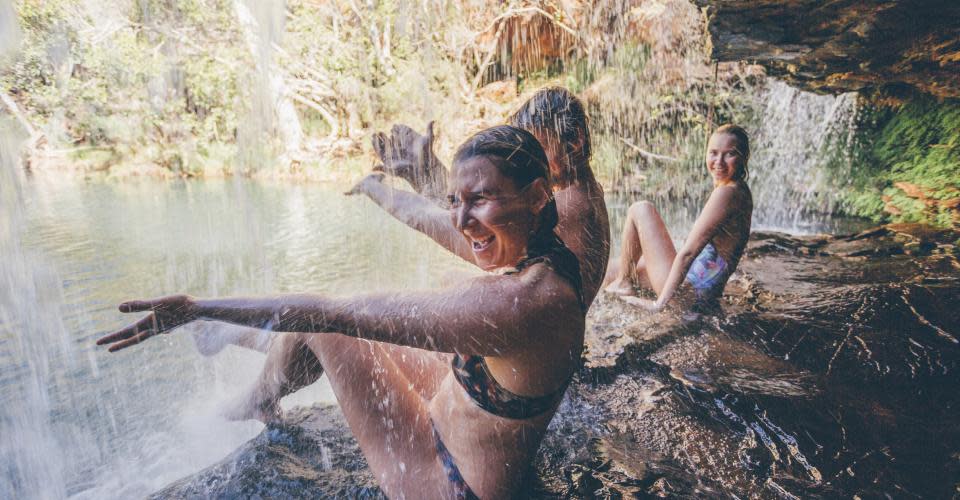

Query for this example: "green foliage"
[837,97,960,227]
[3,0,244,175]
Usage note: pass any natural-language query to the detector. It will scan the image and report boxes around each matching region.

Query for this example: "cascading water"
[1,121,71,500]
[749,79,860,233]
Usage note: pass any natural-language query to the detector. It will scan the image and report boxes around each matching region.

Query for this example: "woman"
[603,124,753,311]
[357,86,609,304]
[97,126,585,499]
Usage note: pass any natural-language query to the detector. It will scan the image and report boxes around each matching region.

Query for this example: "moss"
[838,96,960,228]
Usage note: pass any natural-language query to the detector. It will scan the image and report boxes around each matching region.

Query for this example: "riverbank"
[153,224,960,498]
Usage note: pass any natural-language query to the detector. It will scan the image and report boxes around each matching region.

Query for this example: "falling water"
[0,122,71,499]
[749,79,860,233]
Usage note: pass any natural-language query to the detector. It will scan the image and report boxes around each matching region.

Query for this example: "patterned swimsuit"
[685,242,729,306]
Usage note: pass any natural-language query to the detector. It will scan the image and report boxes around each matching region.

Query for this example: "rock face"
[154,225,960,498]
[693,0,960,98]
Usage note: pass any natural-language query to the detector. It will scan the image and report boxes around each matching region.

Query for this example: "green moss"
[838,96,960,228]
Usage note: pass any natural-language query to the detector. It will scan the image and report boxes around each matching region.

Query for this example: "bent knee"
[627,200,656,218]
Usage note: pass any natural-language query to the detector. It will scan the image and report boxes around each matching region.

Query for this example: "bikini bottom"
[431,418,480,500]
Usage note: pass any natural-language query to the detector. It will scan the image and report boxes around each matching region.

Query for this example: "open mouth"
[471,235,495,253]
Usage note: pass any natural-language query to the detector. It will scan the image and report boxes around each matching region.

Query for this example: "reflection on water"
[0,176,473,499]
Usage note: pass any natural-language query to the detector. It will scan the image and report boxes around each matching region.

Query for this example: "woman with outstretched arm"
[98,126,586,499]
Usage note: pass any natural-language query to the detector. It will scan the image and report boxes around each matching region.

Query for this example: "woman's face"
[706,133,745,184]
[448,156,544,270]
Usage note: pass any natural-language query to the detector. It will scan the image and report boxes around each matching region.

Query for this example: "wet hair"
[712,124,750,182]
[509,86,591,183]
[452,125,559,253]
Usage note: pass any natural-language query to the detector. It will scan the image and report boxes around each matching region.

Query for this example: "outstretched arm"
[97,270,580,356]
[652,187,738,309]
[348,173,475,264]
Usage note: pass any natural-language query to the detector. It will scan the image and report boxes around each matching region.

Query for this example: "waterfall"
[749,79,859,233]
[0,125,71,498]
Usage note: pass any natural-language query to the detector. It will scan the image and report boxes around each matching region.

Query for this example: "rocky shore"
[154,224,960,498]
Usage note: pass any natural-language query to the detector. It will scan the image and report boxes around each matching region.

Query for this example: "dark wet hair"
[453,125,559,252]
[509,86,591,182]
[713,124,750,182]
[453,125,584,308]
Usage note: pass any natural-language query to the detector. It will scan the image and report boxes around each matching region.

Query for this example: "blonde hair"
[712,124,750,181]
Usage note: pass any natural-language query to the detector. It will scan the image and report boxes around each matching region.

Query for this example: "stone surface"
[693,0,960,98]
[154,225,960,499]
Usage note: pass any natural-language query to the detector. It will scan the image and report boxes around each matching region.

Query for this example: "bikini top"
[452,232,584,420]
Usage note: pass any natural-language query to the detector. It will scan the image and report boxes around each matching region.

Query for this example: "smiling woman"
[603,124,754,311]
[96,125,585,499]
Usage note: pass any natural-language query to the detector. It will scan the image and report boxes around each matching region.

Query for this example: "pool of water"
[0,176,476,499]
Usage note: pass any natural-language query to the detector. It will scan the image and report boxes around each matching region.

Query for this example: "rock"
[475,80,518,103]
[150,405,384,499]
[692,0,960,98]
[476,5,578,79]
[153,225,960,499]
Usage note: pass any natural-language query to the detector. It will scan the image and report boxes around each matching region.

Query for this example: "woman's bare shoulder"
[515,263,582,312]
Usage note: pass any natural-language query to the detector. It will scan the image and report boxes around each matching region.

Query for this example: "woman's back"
[708,181,753,269]
[555,171,611,306]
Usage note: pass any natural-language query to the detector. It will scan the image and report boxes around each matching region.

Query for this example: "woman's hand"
[620,296,665,312]
[345,172,386,196]
[371,122,444,195]
[96,295,199,352]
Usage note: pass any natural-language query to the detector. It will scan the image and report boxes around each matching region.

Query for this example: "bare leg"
[302,334,454,498]
[222,333,323,422]
[604,201,677,295]
[223,333,448,422]
[191,324,274,356]
[376,343,448,400]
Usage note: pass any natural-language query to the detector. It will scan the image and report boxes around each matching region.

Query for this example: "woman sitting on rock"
[98,126,586,499]
[603,124,754,311]
[358,86,610,305]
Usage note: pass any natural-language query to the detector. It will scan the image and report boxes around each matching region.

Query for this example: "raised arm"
[97,268,580,356]
[347,173,475,264]
[653,186,738,309]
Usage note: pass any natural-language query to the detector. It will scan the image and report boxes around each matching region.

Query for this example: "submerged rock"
[154,225,960,498]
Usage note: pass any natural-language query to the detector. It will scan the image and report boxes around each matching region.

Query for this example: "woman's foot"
[604,277,636,296]
[190,324,273,356]
[220,389,283,424]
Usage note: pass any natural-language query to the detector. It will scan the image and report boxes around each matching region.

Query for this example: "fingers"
[107,329,159,352]
[385,160,415,179]
[387,132,404,163]
[372,132,387,162]
[120,299,161,313]
[96,315,155,346]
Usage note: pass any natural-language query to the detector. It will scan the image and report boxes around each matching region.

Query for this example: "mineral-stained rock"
[153,226,960,499]
[692,0,960,98]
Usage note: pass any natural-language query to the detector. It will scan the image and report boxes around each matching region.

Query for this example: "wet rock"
[692,0,960,98]
[150,405,384,499]
[154,225,960,499]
